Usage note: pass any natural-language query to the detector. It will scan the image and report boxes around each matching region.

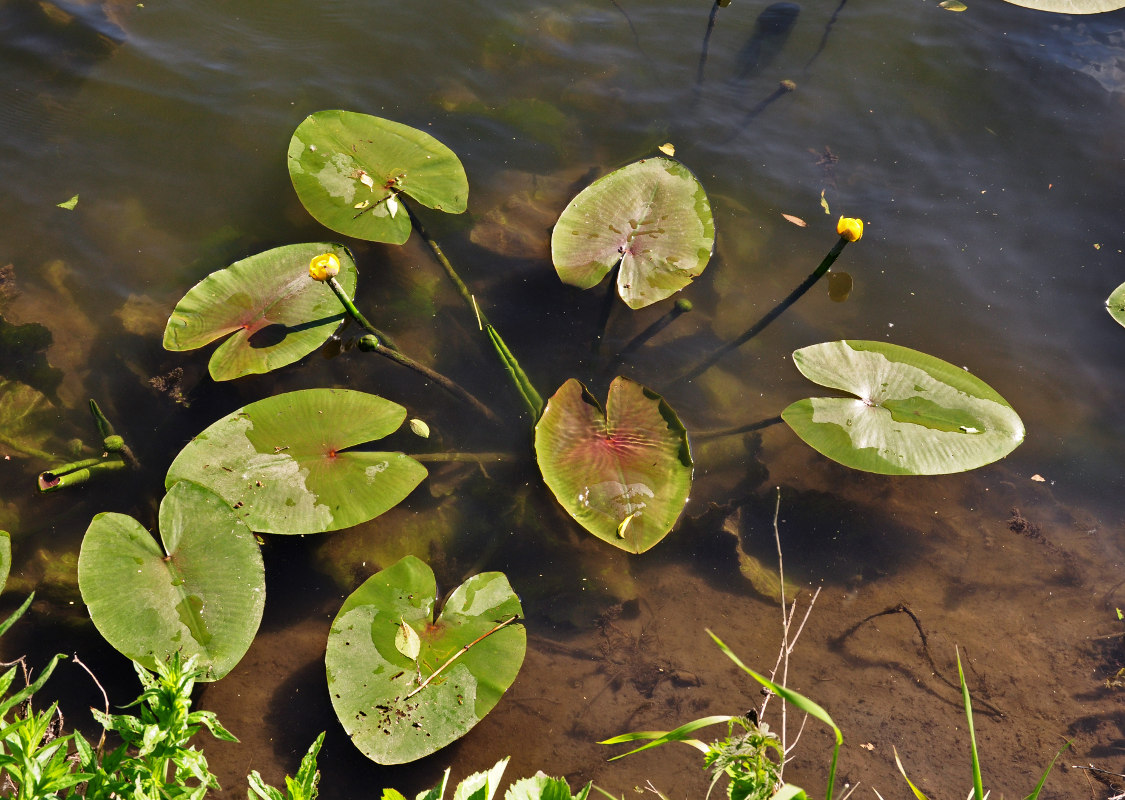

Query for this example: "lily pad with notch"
[77,480,265,680]
[165,388,428,535]
[1107,280,1125,329]
[288,110,469,245]
[551,157,715,309]
[781,340,1025,475]
[162,242,358,381]
[534,377,693,553]
[325,555,525,765]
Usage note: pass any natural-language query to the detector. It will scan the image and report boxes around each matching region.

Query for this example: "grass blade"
[892,746,931,800]
[600,715,733,760]
[1022,740,1070,800]
[956,650,985,800]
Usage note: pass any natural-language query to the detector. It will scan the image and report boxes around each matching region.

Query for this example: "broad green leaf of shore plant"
[162,243,357,381]
[1108,281,1125,328]
[166,389,427,535]
[77,481,265,680]
[288,111,469,245]
[504,774,592,800]
[325,556,525,765]
[781,341,1024,475]
[551,157,714,309]
[534,377,693,553]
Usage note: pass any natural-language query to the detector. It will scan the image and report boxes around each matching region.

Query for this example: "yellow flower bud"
[836,217,863,243]
[309,252,341,281]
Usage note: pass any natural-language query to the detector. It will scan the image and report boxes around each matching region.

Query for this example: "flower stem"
[324,277,400,352]
[675,236,850,384]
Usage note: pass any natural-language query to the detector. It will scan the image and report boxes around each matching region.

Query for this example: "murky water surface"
[2,0,1124,797]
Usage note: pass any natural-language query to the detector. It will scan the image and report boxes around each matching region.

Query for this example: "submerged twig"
[803,0,850,74]
[405,615,521,700]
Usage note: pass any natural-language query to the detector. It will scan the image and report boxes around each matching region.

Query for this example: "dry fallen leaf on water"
[939,0,968,10]
[658,142,675,157]
[820,189,830,215]
[781,213,807,227]
[860,742,875,751]
[1030,474,1046,482]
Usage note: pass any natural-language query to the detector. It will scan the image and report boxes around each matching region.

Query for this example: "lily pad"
[77,480,265,680]
[781,340,1025,475]
[163,243,358,382]
[534,377,693,553]
[551,158,714,309]
[288,110,469,245]
[325,555,525,764]
[165,388,427,535]
[1108,281,1125,328]
[998,0,1124,13]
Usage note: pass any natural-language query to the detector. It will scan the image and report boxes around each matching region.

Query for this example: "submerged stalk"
[404,202,544,420]
[676,223,860,384]
[322,276,501,425]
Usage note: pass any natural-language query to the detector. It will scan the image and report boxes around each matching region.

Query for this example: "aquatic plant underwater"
[4,0,1125,795]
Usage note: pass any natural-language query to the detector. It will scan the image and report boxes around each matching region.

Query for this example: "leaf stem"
[605,298,692,375]
[404,202,544,420]
[324,276,400,352]
[592,263,621,356]
[675,236,850,384]
[404,615,521,700]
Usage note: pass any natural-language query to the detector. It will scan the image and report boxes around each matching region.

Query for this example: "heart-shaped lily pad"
[551,157,714,309]
[166,388,428,534]
[534,377,693,553]
[77,481,265,680]
[1108,281,1125,329]
[288,110,469,245]
[325,555,525,765]
[162,242,358,381]
[998,0,1124,13]
[781,340,1025,475]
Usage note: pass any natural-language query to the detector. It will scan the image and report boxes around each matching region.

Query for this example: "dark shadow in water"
[247,316,342,349]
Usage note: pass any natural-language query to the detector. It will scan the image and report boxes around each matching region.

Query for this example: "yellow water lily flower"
[309,252,341,281]
[836,217,863,243]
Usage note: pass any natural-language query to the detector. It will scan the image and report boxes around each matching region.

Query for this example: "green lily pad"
[534,377,693,553]
[1108,281,1125,329]
[162,243,358,382]
[551,157,715,309]
[77,481,265,680]
[288,110,469,245]
[998,0,1124,13]
[165,388,427,535]
[781,340,1025,475]
[325,555,525,765]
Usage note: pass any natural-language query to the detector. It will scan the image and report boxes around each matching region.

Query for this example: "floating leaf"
[288,110,469,245]
[781,340,1025,475]
[166,389,426,534]
[325,556,525,764]
[995,0,1119,11]
[781,213,807,227]
[551,158,715,309]
[1107,281,1125,328]
[77,481,265,679]
[395,617,422,661]
[57,194,79,210]
[534,377,693,553]
[658,142,676,157]
[819,189,830,214]
[163,243,357,382]
[939,0,968,9]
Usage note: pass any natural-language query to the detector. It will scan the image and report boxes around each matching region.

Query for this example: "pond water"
[1,0,1124,797]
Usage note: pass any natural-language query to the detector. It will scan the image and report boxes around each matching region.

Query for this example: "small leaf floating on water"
[409,418,430,439]
[827,271,853,302]
[1030,474,1046,482]
[820,189,830,215]
[395,617,421,661]
[57,194,79,210]
[939,0,968,10]
[781,213,807,227]
[658,142,675,157]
